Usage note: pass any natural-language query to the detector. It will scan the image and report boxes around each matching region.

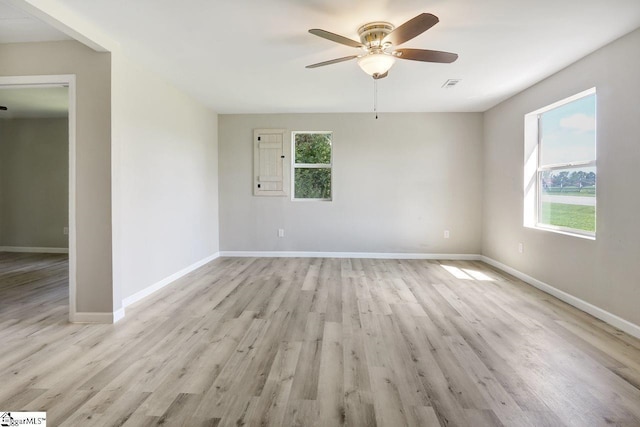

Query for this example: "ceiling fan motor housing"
[358,22,395,50]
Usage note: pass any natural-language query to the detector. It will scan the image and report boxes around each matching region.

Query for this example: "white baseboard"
[113,307,125,323]
[480,256,640,340]
[69,253,220,324]
[0,246,69,254]
[219,251,481,260]
[68,307,123,324]
[122,252,220,308]
[72,249,638,339]
[70,311,118,324]
[222,251,640,339]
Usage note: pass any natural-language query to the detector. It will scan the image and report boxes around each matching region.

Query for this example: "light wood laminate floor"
[1,252,640,426]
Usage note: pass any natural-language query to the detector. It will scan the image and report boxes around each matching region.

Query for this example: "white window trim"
[291,131,333,202]
[523,87,597,239]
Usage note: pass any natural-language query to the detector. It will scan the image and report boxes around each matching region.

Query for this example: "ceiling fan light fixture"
[357,53,396,77]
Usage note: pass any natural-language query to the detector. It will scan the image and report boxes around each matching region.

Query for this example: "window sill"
[525,224,596,240]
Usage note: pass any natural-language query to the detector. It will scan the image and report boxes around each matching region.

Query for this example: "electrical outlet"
[278,229,285,238]
[63,227,69,235]
[518,242,524,253]
[444,230,450,239]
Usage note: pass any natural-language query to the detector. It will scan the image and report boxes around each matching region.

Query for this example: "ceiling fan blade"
[306,55,359,69]
[383,13,439,46]
[395,48,458,63]
[309,29,364,48]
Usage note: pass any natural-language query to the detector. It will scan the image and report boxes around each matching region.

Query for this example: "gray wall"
[219,113,483,254]
[112,54,219,302]
[483,28,640,326]
[0,40,113,314]
[0,41,219,316]
[0,118,68,248]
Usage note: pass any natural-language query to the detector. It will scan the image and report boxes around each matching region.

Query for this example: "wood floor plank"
[369,366,409,427]
[343,341,377,427]
[316,321,345,426]
[244,340,302,426]
[2,253,640,426]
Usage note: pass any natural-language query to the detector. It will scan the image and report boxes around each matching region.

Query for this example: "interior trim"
[121,252,221,309]
[220,251,640,338]
[219,251,480,260]
[70,311,117,324]
[104,249,640,339]
[481,256,640,339]
[0,246,69,254]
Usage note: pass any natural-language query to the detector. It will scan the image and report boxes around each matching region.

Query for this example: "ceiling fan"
[306,13,458,79]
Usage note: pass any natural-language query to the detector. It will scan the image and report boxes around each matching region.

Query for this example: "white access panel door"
[254,129,288,196]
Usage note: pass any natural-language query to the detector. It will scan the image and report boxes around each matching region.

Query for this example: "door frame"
[0,74,77,322]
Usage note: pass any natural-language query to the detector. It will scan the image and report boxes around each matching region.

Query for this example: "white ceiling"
[0,0,69,43]
[0,86,69,118]
[2,0,640,113]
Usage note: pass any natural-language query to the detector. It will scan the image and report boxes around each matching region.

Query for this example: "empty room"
[1,0,639,426]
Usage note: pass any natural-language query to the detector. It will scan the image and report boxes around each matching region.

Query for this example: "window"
[292,132,332,201]
[524,88,596,238]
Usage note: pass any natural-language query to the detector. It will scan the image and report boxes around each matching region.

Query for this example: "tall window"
[292,132,332,201]
[524,88,596,237]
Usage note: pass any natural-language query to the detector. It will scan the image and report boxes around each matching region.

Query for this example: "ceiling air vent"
[442,79,461,89]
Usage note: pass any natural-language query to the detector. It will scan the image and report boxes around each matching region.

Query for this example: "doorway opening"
[0,75,77,321]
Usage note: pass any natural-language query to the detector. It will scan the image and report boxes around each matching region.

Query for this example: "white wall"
[0,118,68,249]
[219,113,483,255]
[483,28,640,327]
[0,41,113,314]
[111,54,219,303]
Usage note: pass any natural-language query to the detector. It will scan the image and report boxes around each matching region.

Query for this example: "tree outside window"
[292,132,332,200]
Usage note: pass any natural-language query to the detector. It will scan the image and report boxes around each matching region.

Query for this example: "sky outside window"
[540,94,596,165]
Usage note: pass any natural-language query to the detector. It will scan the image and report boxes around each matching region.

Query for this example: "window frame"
[524,88,597,239]
[291,131,333,202]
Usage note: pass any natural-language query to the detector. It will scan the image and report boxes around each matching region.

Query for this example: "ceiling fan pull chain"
[374,78,378,119]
